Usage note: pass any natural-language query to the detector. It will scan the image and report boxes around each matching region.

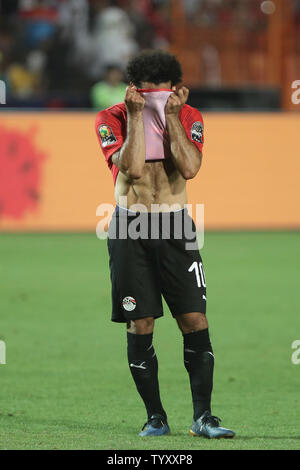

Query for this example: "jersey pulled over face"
[139,89,173,161]
[95,91,204,185]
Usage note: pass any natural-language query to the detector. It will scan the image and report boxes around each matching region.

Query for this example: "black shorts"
[107,206,207,323]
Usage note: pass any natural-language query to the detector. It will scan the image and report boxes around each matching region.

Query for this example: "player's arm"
[165,87,202,180]
[112,85,145,180]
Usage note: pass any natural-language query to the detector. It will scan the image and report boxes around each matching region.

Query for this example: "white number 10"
[188,262,206,288]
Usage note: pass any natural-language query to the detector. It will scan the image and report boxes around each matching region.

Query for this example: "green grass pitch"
[0,232,299,450]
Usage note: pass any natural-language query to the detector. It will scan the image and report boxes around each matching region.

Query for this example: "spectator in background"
[120,0,155,49]
[88,3,138,79]
[90,64,127,109]
[57,0,91,70]
[7,49,46,98]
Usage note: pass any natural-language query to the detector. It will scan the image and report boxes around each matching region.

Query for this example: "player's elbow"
[128,170,143,180]
[182,170,196,180]
[119,161,143,179]
[182,165,200,180]
[182,156,202,180]
[126,165,143,180]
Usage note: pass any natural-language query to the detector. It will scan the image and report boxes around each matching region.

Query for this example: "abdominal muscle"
[114,160,187,212]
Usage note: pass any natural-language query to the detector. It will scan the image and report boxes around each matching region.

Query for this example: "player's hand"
[165,86,189,115]
[125,85,145,115]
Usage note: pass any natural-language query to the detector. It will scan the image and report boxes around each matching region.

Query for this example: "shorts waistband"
[115,205,187,218]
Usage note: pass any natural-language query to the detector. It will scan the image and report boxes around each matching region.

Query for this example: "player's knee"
[176,312,208,334]
[127,317,154,334]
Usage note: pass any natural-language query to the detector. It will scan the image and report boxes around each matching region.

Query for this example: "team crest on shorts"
[191,122,204,144]
[122,296,136,312]
[98,124,117,147]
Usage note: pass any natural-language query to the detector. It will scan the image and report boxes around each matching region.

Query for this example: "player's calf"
[127,329,167,432]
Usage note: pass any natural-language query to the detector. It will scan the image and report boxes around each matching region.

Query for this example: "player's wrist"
[165,112,180,122]
[127,110,143,120]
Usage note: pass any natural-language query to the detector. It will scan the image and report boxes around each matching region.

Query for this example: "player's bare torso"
[114,157,187,211]
[95,91,204,209]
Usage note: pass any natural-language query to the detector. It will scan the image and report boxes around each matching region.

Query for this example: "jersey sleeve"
[94,108,126,170]
[180,106,204,153]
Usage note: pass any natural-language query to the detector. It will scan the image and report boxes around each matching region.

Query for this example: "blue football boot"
[139,414,170,437]
[190,411,235,439]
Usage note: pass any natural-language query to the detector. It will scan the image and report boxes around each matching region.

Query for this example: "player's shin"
[183,329,214,421]
[127,332,167,421]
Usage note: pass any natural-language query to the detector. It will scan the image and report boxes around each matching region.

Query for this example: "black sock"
[127,332,167,421]
[183,329,214,421]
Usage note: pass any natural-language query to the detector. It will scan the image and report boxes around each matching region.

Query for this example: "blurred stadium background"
[0,0,300,451]
[1,0,300,110]
[0,0,300,231]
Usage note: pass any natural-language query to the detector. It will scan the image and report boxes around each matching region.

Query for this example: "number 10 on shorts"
[189,262,206,288]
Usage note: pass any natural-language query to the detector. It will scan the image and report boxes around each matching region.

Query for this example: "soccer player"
[95,50,235,439]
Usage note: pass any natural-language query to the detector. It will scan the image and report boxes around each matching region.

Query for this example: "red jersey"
[95,100,204,185]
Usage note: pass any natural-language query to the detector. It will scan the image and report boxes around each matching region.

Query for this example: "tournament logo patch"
[191,121,204,144]
[122,296,136,312]
[98,124,117,147]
